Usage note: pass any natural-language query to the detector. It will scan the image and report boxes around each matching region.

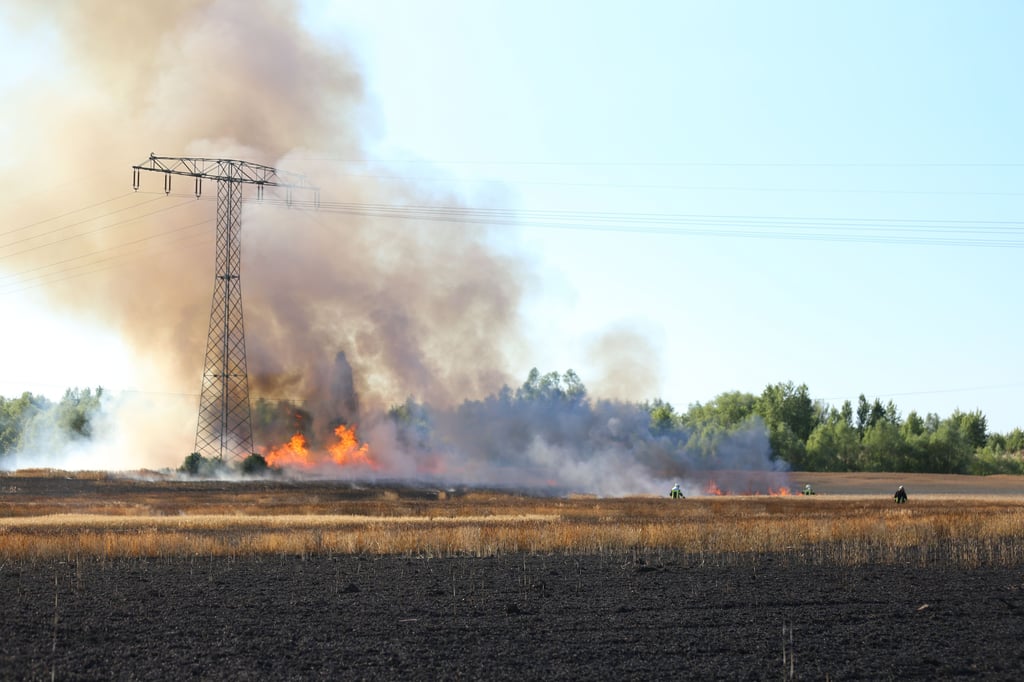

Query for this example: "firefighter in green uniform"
[669,483,684,499]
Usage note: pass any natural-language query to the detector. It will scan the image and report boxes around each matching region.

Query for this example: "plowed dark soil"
[4,553,1024,680]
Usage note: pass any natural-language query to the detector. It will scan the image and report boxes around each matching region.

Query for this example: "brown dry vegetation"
[3,471,1024,566]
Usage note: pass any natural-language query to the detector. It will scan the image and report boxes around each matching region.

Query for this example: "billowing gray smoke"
[0,2,787,494]
[1,1,523,467]
[255,368,788,497]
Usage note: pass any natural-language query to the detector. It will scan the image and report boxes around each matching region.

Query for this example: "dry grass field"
[4,470,1024,679]
[3,470,1023,566]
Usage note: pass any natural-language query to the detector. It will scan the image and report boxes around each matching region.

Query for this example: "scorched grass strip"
[2,496,1024,565]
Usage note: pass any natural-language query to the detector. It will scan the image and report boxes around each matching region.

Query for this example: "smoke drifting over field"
[393,399,787,497]
[0,2,785,493]
[3,0,522,408]
[253,365,788,497]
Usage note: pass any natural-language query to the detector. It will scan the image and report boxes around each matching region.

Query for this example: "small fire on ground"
[264,424,376,470]
[705,480,791,496]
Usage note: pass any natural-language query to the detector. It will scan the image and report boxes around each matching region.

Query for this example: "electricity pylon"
[132,154,318,462]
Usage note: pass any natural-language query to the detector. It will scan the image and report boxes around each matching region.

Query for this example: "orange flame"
[704,479,791,496]
[328,424,376,468]
[265,433,313,468]
[264,424,376,470]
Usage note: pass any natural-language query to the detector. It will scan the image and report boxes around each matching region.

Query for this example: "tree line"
[0,388,104,460]
[390,370,1024,476]
[1,378,1021,476]
[648,381,1024,474]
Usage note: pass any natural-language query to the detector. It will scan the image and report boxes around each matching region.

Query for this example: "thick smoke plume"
[381,389,789,498]
[3,0,521,405]
[0,1,786,494]
[254,367,788,497]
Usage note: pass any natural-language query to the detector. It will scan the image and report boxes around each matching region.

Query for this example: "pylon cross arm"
[132,154,317,190]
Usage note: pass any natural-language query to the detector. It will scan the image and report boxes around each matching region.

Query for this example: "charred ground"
[4,553,1024,680]
[2,472,1024,679]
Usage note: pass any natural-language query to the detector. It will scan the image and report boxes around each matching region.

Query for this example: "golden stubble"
[3,491,1023,567]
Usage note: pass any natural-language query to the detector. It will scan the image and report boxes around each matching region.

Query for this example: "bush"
[178,452,226,476]
[240,453,270,475]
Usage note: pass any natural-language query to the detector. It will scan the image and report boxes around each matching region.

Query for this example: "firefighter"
[894,485,908,504]
[802,484,815,495]
[669,483,684,499]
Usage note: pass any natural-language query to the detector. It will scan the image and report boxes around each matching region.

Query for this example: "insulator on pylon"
[256,183,264,201]
[314,190,320,210]
[286,188,292,207]
[195,176,202,199]
[164,173,172,195]
[132,168,140,191]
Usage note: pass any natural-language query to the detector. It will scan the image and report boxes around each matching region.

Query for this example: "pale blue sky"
[1,1,1022,435]
[299,1,1024,431]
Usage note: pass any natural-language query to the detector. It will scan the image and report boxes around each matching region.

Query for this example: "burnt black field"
[4,553,1024,680]
[3,472,1024,680]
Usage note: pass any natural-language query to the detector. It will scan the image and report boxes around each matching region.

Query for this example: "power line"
[0,192,143,239]
[6,191,1024,297]
[244,197,1024,248]
[142,190,1024,238]
[0,195,223,296]
[0,194,214,294]
[0,382,340,408]
[0,198,196,260]
[292,157,1024,168]
[0,194,165,249]
[331,171,1024,199]
[0,238,211,297]
[0,218,213,295]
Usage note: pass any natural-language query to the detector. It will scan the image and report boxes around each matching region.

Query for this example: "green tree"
[902,411,925,438]
[756,382,817,442]
[54,387,104,439]
[856,394,870,436]
[561,369,587,402]
[0,392,51,456]
[883,400,901,425]
[515,368,588,404]
[707,391,758,427]
[680,415,766,467]
[17,387,104,454]
[805,416,860,471]
[646,399,679,433]
[969,440,1024,474]
[950,409,988,450]
[923,419,973,474]
[868,398,887,429]
[838,400,854,428]
[754,382,818,466]
[860,421,907,471]
[987,432,1007,452]
[1005,428,1024,453]
[767,422,808,468]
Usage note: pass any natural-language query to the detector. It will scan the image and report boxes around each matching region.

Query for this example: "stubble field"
[2,470,1024,679]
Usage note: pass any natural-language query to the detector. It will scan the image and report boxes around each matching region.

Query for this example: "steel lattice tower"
[133,154,318,462]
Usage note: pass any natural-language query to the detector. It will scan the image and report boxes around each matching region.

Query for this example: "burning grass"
[3,473,1024,566]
